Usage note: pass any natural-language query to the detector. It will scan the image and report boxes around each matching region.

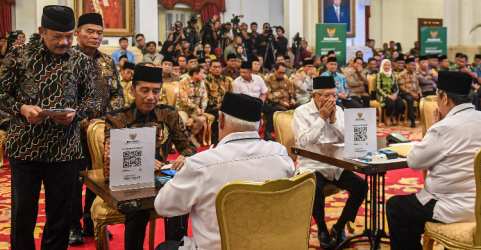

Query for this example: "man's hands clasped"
[319,98,336,123]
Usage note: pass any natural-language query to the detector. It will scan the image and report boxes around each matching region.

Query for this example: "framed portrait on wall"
[74,0,134,37]
[319,0,356,37]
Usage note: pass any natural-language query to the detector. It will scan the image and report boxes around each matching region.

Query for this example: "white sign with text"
[344,108,377,158]
[110,127,156,191]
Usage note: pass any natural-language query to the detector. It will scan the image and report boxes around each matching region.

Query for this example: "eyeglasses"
[136,39,142,43]
[277,71,286,74]
[315,92,337,99]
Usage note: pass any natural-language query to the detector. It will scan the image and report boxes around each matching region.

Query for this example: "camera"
[293,32,302,43]
[6,30,22,44]
[220,23,229,34]
[187,15,198,26]
[230,14,244,26]
[172,24,182,32]
[203,19,214,31]
[29,33,41,43]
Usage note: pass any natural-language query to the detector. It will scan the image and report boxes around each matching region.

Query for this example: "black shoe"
[264,132,276,142]
[170,149,176,154]
[411,120,417,128]
[69,228,84,246]
[318,231,336,249]
[82,227,113,239]
[330,225,347,245]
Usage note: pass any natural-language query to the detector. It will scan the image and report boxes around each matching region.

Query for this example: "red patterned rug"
[0,123,442,249]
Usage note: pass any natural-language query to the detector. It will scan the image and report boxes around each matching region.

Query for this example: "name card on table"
[110,127,156,191]
[344,108,377,158]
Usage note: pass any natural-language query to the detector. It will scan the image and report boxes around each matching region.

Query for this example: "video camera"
[230,14,244,26]
[203,19,215,31]
[29,33,41,43]
[220,23,229,35]
[187,15,198,26]
[172,24,182,32]
[6,30,22,44]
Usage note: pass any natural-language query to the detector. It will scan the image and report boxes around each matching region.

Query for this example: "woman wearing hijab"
[376,59,405,126]
[160,41,176,59]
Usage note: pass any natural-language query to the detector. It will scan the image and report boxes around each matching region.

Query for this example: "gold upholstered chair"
[273,110,354,233]
[420,95,437,137]
[422,147,481,250]
[0,130,6,166]
[367,75,383,126]
[87,121,160,250]
[215,172,317,250]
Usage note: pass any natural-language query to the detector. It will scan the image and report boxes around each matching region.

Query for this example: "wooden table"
[79,169,165,213]
[292,137,409,250]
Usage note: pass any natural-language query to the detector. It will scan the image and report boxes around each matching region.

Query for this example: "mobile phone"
[162,170,178,177]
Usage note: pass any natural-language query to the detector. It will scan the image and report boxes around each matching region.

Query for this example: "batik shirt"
[103,102,196,181]
[176,77,208,111]
[76,45,124,134]
[0,39,94,162]
[203,73,232,113]
[321,71,351,102]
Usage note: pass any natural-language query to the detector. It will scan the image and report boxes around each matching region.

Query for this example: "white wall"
[369,0,443,52]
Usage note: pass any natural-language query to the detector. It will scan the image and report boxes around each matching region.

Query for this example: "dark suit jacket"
[324,5,350,31]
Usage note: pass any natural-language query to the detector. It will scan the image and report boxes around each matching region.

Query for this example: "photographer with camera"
[184,15,201,52]
[2,30,23,58]
[217,22,234,52]
[291,36,311,69]
[255,23,277,70]
[201,18,217,50]
[274,26,287,57]
[168,21,189,45]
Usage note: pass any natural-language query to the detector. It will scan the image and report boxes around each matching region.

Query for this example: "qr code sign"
[123,150,142,168]
[354,127,368,141]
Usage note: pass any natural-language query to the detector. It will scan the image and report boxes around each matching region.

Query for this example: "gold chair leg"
[377,107,382,126]
[346,221,354,234]
[94,219,110,250]
[149,219,156,250]
[202,121,207,146]
[422,232,435,250]
[208,120,214,146]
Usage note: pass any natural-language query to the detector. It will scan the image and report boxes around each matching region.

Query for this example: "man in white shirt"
[233,61,277,141]
[386,71,481,250]
[292,76,367,249]
[154,92,296,250]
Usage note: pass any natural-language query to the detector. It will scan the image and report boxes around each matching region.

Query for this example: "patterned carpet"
[0,123,443,249]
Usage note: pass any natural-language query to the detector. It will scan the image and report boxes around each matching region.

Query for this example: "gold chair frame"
[87,121,159,250]
[0,130,6,167]
[215,172,317,250]
[423,148,481,249]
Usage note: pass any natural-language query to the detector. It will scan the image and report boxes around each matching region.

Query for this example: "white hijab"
[379,59,392,77]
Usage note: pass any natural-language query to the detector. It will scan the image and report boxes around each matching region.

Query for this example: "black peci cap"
[132,65,162,83]
[313,76,336,89]
[122,62,135,70]
[220,93,263,122]
[241,61,252,69]
[77,13,103,28]
[437,71,472,95]
[42,5,75,32]
[327,57,337,63]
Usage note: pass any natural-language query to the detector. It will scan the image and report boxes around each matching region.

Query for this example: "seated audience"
[232,61,276,141]
[392,55,405,77]
[437,55,449,71]
[387,71,481,250]
[321,57,362,109]
[428,54,439,73]
[103,65,196,250]
[161,58,180,84]
[117,54,128,71]
[451,54,479,110]
[120,62,136,107]
[265,62,298,111]
[417,55,437,96]
[224,36,243,60]
[172,61,181,75]
[235,54,243,70]
[204,59,232,144]
[257,55,270,75]
[292,59,315,105]
[292,76,367,249]
[178,55,188,75]
[214,48,225,66]
[180,54,199,80]
[176,65,208,147]
[221,54,240,79]
[365,57,379,75]
[398,58,421,128]
[292,40,312,68]
[251,57,266,80]
[376,59,405,126]
[143,41,163,63]
[112,37,135,65]
[198,58,209,76]
[345,57,370,107]
[409,41,420,56]
[204,43,216,60]
[135,33,148,55]
[270,54,294,78]
[236,44,247,61]
[154,92,295,250]
[160,41,176,59]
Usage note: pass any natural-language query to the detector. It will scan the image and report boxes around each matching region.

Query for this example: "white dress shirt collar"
[217,131,261,147]
[308,99,319,114]
[444,103,475,118]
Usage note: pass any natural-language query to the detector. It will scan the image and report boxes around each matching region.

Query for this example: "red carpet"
[0,124,441,249]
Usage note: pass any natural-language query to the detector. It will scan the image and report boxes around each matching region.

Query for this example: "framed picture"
[319,0,356,37]
[74,0,134,37]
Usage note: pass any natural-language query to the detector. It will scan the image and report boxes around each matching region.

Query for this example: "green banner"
[420,27,447,56]
[316,23,347,66]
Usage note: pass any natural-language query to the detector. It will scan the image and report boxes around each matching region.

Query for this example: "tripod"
[263,35,277,70]
[294,41,301,69]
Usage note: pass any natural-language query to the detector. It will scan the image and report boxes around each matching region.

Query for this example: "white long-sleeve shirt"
[292,99,345,181]
[154,131,295,250]
[407,103,481,224]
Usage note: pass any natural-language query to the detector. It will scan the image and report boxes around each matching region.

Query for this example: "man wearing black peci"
[0,5,95,249]
[102,65,196,249]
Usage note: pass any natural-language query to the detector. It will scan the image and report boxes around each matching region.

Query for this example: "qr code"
[123,150,142,168]
[354,127,368,141]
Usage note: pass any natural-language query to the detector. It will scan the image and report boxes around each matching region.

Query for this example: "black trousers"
[312,171,368,233]
[124,210,189,250]
[262,103,276,133]
[270,103,300,112]
[384,97,406,117]
[400,94,418,121]
[70,137,96,231]
[155,241,184,250]
[10,158,79,250]
[207,108,220,144]
[336,99,363,110]
[350,96,371,108]
[386,194,439,250]
[422,90,436,97]
[471,91,480,110]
